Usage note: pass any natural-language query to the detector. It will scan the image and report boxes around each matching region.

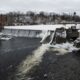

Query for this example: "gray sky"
[0,0,80,15]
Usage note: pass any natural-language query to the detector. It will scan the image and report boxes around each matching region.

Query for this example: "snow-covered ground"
[4,25,63,31]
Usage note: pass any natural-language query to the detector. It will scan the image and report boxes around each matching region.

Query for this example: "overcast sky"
[0,0,80,15]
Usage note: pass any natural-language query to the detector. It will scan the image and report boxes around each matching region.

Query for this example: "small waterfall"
[49,31,55,44]
[2,29,12,35]
[40,28,67,45]
[40,30,51,43]
[40,28,79,53]
[2,29,42,38]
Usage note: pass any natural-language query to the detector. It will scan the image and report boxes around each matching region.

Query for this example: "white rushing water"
[2,29,41,38]
[16,44,49,79]
[49,31,55,44]
[40,30,50,43]
[49,42,80,55]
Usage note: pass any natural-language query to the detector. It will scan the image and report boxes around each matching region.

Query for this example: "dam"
[1,24,80,44]
[1,25,64,37]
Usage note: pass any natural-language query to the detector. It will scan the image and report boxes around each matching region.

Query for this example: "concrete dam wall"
[2,29,41,38]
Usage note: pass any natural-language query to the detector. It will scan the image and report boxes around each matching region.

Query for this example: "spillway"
[1,25,63,38]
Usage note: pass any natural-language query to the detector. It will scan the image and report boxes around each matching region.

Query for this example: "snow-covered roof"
[4,24,80,31]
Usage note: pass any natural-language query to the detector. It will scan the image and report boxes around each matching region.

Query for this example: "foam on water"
[16,44,49,79]
[49,42,79,55]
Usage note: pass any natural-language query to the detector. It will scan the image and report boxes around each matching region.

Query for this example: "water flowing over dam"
[2,24,80,58]
[2,24,79,37]
[2,28,41,38]
[0,24,80,46]
[1,24,80,50]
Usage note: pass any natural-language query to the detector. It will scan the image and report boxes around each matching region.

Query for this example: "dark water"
[0,37,80,80]
[0,37,41,80]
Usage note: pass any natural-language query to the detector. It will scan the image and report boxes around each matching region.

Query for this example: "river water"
[0,37,41,80]
[0,37,80,80]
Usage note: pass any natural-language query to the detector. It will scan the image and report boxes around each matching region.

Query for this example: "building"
[0,15,7,31]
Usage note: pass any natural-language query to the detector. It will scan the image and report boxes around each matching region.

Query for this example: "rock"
[27,77,33,80]
[74,38,80,48]
[67,28,79,41]
[44,74,48,78]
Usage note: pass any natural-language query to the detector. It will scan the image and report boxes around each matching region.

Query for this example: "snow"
[78,30,80,32]
[4,24,80,31]
[4,24,78,31]
[74,38,80,43]
[4,25,63,31]
[62,31,66,38]
[56,31,66,38]
[76,24,80,29]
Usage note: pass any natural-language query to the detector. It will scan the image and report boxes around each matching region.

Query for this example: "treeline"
[0,11,80,26]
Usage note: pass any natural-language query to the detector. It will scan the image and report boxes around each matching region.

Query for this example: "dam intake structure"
[41,25,79,44]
